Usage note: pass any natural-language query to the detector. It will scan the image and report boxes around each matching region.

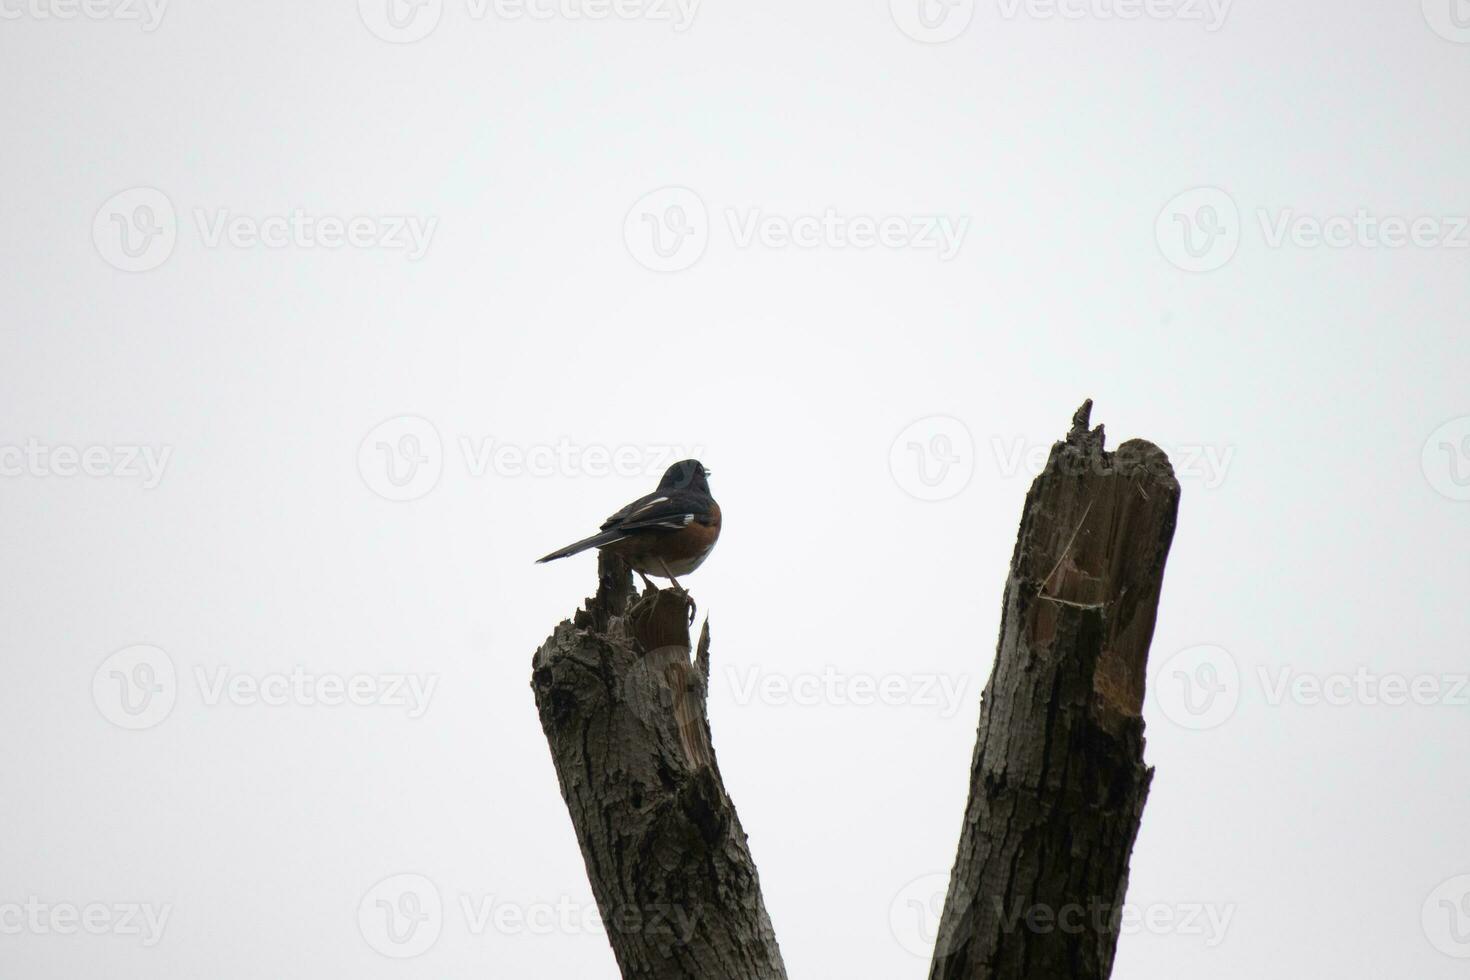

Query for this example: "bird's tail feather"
[536,530,625,564]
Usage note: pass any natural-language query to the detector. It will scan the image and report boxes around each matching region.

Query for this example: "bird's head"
[659,459,711,494]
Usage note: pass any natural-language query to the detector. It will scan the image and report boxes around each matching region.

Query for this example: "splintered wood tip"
[1070,399,1094,437]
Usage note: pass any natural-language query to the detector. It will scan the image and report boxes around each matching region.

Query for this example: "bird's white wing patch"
[628,496,669,517]
[626,513,694,530]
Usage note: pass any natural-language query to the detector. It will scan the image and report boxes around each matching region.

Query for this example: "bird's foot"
[654,580,695,624]
[673,587,696,625]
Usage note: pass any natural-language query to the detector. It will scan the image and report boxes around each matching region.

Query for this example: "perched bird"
[536,460,721,593]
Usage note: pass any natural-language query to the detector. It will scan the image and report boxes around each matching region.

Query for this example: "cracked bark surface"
[928,401,1181,980]
[532,553,786,980]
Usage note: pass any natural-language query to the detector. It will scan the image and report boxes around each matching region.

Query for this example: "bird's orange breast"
[605,501,720,569]
[663,502,721,562]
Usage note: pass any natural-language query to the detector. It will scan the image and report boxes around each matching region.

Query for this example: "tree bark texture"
[532,554,787,980]
[928,401,1181,980]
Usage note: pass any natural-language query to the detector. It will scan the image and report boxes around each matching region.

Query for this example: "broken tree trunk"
[531,554,787,980]
[928,401,1181,980]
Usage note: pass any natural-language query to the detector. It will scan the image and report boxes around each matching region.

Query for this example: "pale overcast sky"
[2,1,1468,977]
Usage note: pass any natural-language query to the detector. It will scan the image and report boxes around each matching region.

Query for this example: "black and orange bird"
[536,460,721,593]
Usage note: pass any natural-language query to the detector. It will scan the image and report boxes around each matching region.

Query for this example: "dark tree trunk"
[532,402,1180,980]
[928,401,1181,980]
[531,555,787,980]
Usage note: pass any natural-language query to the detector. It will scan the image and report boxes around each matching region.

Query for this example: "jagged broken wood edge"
[929,399,1182,980]
[531,553,787,980]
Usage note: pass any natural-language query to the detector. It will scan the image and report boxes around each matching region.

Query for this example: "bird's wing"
[601,491,701,531]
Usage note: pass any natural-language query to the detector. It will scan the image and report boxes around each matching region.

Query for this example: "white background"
[2,0,1468,977]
